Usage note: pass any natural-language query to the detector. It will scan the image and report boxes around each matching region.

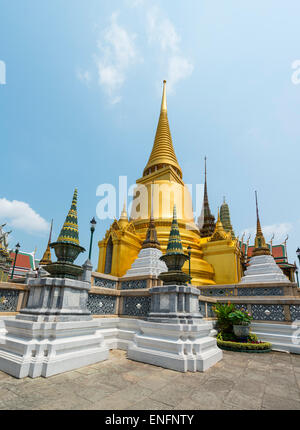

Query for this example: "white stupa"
[123,193,167,278]
[240,192,290,284]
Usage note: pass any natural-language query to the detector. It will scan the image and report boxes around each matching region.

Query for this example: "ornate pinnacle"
[252,191,270,257]
[143,80,182,178]
[200,157,215,237]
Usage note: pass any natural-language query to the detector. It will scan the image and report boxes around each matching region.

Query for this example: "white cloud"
[147,7,180,52]
[240,222,292,243]
[78,4,192,102]
[146,6,194,93]
[0,198,49,234]
[95,12,139,104]
[167,55,194,93]
[125,0,144,7]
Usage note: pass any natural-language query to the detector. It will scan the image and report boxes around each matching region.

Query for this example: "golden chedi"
[97,81,242,286]
[98,81,214,285]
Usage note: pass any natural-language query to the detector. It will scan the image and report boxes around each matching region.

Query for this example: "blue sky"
[1,0,300,269]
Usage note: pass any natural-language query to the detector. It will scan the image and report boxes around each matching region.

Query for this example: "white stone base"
[127,320,222,372]
[0,318,109,378]
[251,321,300,354]
[123,248,167,278]
[240,255,290,284]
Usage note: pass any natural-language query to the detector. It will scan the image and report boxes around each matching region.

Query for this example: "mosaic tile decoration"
[206,303,216,318]
[198,301,206,317]
[93,277,117,289]
[235,304,248,312]
[0,289,19,312]
[87,294,116,315]
[200,288,234,297]
[121,280,147,290]
[123,296,150,317]
[237,287,284,296]
[251,304,285,321]
[290,305,300,322]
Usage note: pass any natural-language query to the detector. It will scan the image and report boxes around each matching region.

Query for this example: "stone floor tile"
[264,382,300,401]
[202,377,235,392]
[135,375,169,391]
[73,367,99,375]
[242,368,269,382]
[175,372,209,388]
[0,388,19,403]
[266,373,297,386]
[190,390,229,410]
[224,389,262,410]
[0,350,300,410]
[127,399,175,410]
[99,384,153,407]
[262,393,300,410]
[75,383,120,402]
[233,378,265,398]
[149,382,194,407]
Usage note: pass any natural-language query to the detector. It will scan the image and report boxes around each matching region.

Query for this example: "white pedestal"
[128,320,222,372]
[0,318,108,378]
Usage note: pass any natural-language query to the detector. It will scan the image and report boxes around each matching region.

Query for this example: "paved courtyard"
[0,350,300,410]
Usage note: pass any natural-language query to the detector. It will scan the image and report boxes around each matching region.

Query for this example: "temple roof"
[143,81,182,179]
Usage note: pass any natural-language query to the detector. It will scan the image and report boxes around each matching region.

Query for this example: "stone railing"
[1,275,300,322]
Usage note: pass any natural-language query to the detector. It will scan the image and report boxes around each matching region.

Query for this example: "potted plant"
[212,302,236,334]
[228,309,253,340]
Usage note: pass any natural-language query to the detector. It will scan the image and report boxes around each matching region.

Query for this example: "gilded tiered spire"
[143,80,182,179]
[220,197,235,239]
[119,201,129,227]
[210,208,228,242]
[120,201,128,220]
[200,157,215,237]
[57,188,80,246]
[39,219,53,266]
[252,191,270,257]
[142,185,161,250]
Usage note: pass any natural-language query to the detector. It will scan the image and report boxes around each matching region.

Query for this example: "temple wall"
[1,277,300,323]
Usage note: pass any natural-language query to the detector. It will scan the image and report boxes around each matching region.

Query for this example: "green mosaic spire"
[220,197,235,239]
[57,188,80,246]
[166,205,184,255]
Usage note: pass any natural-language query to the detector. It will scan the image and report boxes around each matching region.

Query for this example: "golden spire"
[39,219,53,266]
[119,200,129,226]
[143,80,182,179]
[252,191,270,256]
[120,201,128,220]
[142,184,161,250]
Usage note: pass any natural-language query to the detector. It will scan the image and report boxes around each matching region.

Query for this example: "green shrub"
[228,309,253,326]
[217,339,271,352]
[217,331,258,343]
[212,302,236,334]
